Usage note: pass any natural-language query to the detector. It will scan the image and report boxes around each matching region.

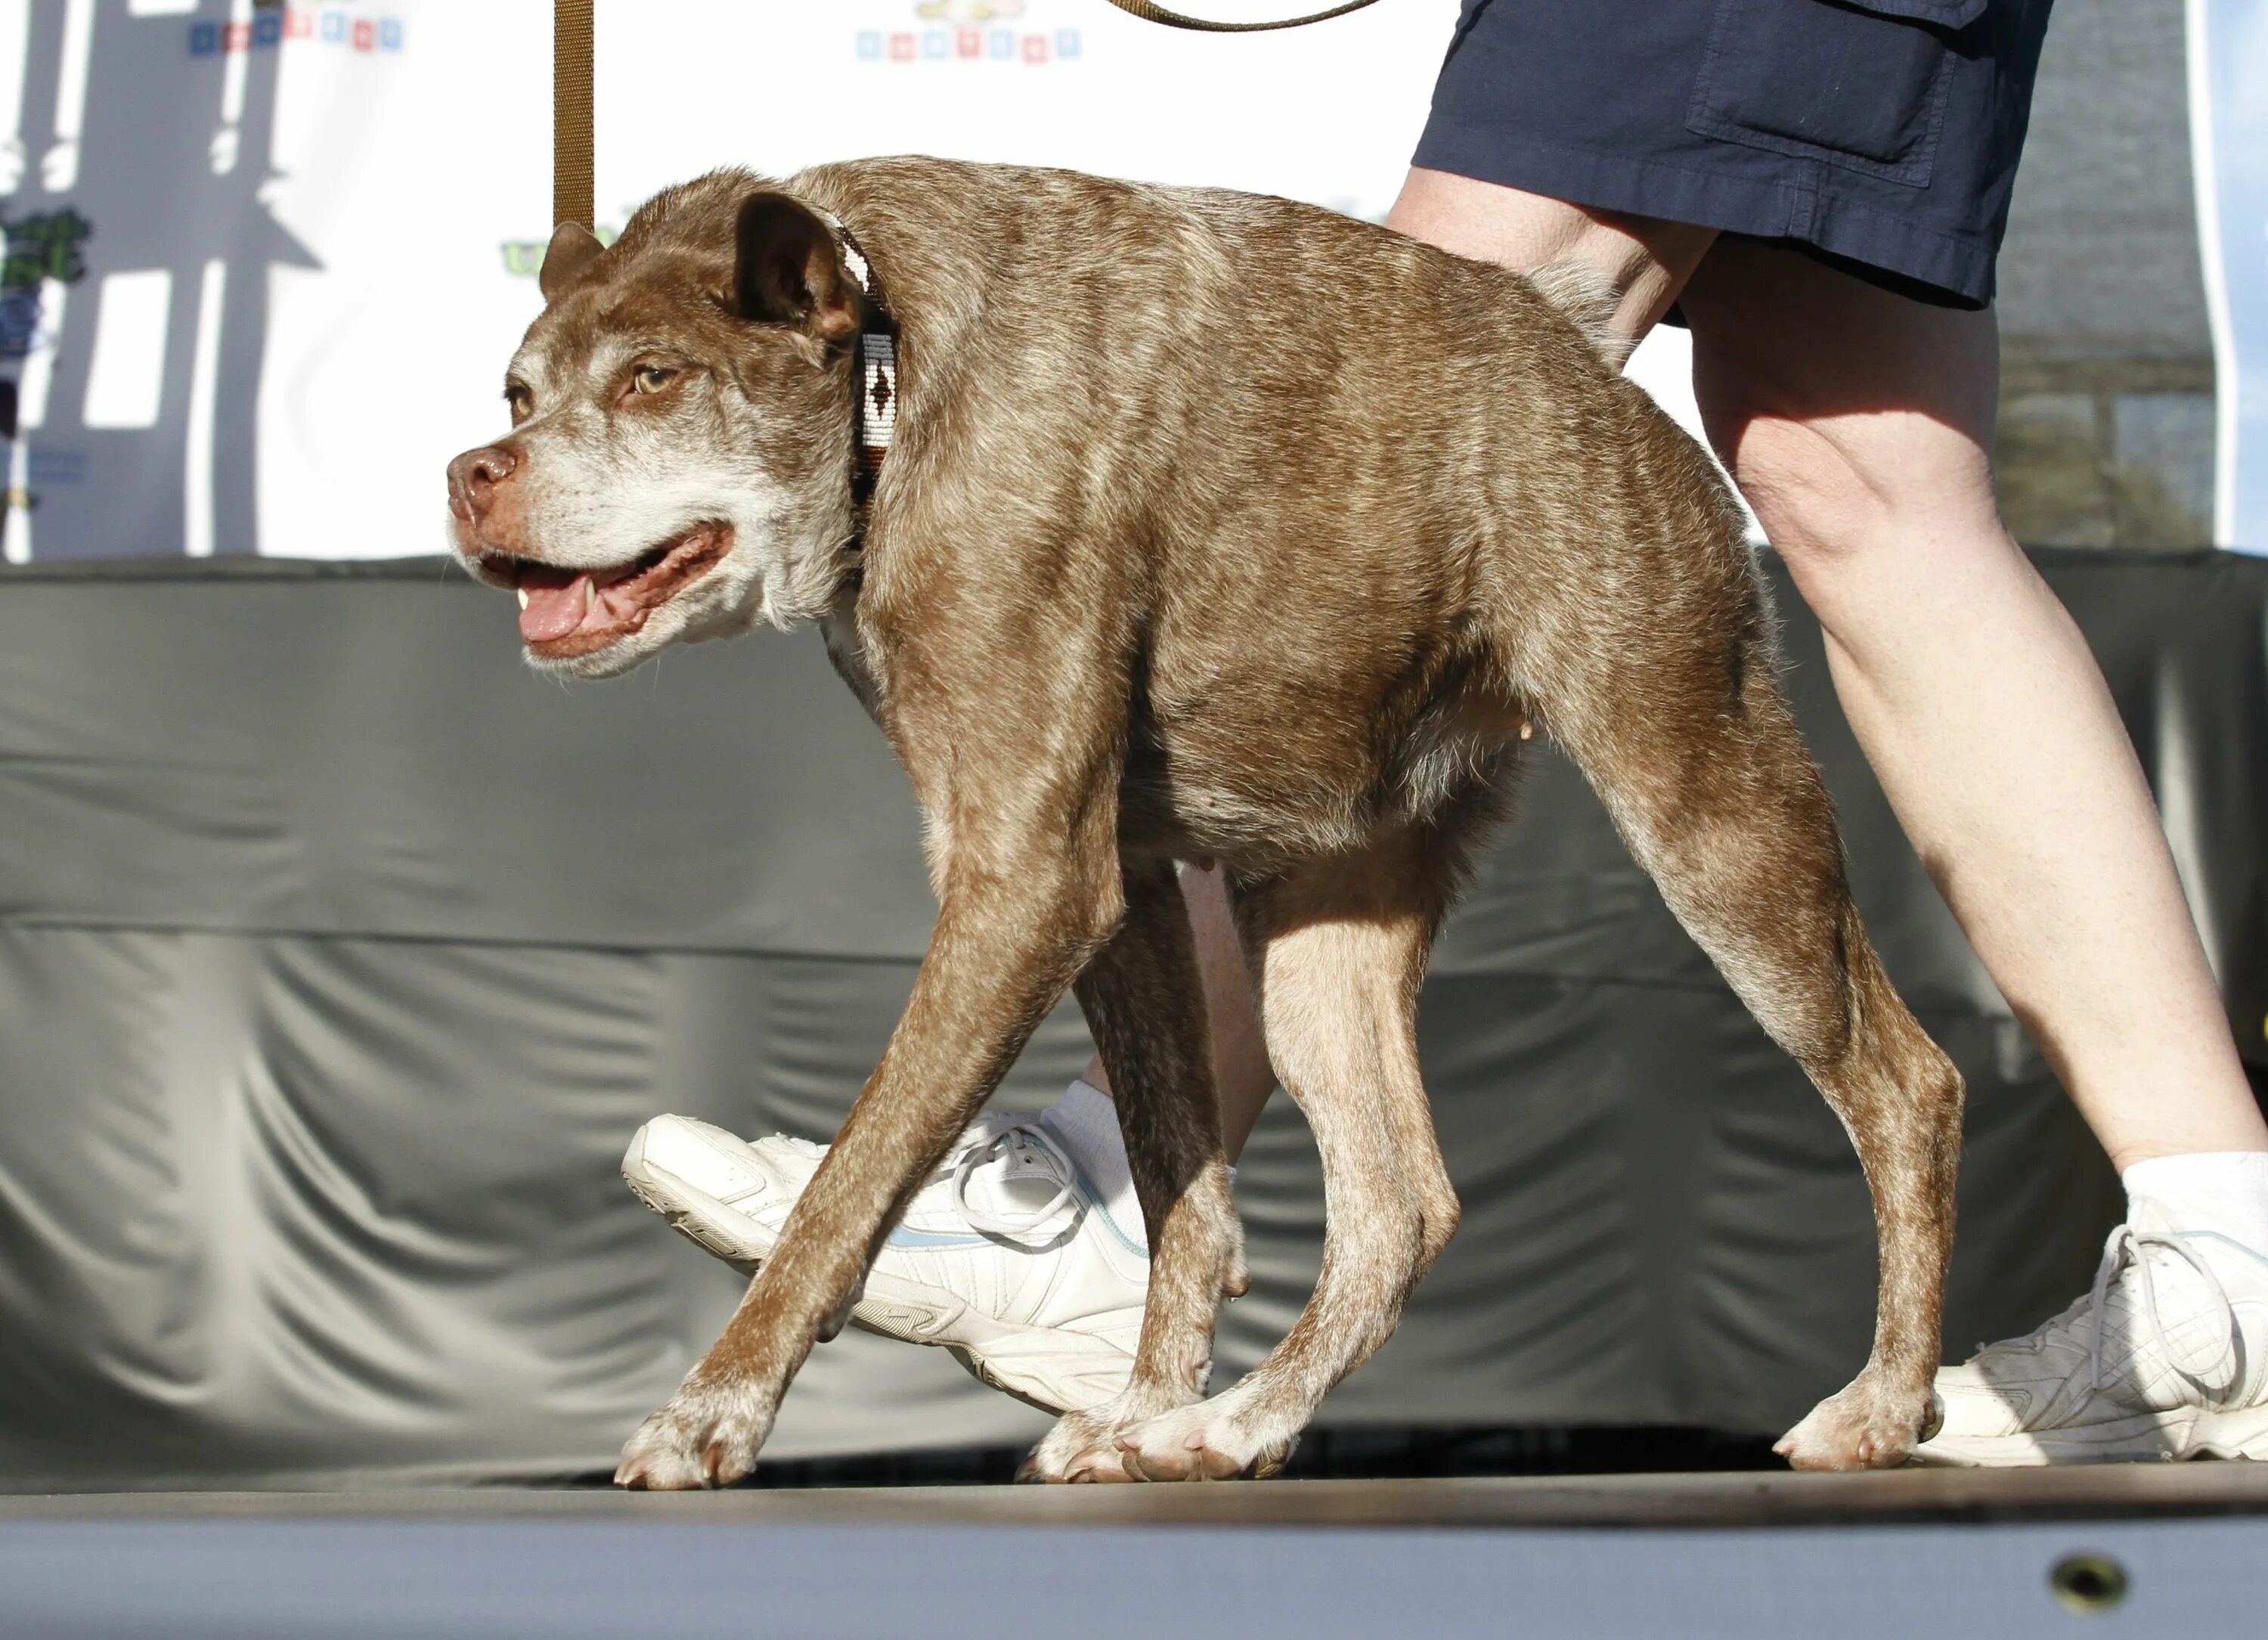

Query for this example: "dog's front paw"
[1112,1394,1298,1482]
[1020,1406,1139,1484]
[1775,1372,1935,1471]
[614,1377,776,1490]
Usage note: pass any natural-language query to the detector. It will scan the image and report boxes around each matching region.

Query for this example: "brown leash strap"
[1101,0,1385,31]
[553,0,594,229]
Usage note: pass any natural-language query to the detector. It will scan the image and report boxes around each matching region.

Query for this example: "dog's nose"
[447,445,518,522]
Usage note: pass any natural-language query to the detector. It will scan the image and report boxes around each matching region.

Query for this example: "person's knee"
[1715,407,2001,595]
[1682,245,2007,597]
[1721,413,1897,569]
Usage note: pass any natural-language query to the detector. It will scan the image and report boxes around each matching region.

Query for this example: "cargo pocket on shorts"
[1686,0,1984,187]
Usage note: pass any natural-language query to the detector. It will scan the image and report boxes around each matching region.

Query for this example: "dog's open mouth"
[477,525,732,656]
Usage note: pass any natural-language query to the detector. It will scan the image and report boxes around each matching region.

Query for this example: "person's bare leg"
[1080,863,1276,1157]
[1675,240,2267,1168]
[1083,168,1718,1161]
[1665,240,2268,1465]
[1386,166,1714,343]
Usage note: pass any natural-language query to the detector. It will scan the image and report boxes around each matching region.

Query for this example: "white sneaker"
[1914,1208,2268,1465]
[621,1109,1151,1413]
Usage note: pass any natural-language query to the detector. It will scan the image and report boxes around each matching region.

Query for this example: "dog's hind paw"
[1111,1395,1299,1482]
[613,1378,776,1490]
[1775,1372,1935,1471]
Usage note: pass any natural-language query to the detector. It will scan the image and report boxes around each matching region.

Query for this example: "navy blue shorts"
[1413,0,2056,308]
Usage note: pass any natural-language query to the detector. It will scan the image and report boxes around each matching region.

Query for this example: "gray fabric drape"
[0,550,2260,1490]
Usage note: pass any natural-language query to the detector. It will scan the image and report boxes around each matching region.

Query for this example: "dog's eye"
[503,383,532,423]
[632,365,677,396]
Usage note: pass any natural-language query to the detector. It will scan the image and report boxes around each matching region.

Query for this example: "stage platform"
[5,1466,2263,1638]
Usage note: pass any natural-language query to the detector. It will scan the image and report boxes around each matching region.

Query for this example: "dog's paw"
[1775,1373,1935,1471]
[1020,1406,1139,1484]
[613,1377,777,1490]
[1111,1394,1299,1482]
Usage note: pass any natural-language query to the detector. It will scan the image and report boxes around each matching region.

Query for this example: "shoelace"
[948,1123,1084,1246]
[2081,1218,2245,1406]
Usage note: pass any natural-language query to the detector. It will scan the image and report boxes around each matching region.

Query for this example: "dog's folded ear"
[734,193,863,344]
[538,222,605,304]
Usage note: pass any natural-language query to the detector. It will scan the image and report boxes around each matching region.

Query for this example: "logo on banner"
[188,5,406,56]
[0,206,92,360]
[500,220,622,282]
[0,206,89,516]
[856,0,1083,67]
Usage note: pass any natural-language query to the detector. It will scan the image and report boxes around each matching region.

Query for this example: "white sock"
[2121,1152,2268,1253]
[1037,1079,1146,1248]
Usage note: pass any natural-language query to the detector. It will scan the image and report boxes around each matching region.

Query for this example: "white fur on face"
[472,333,850,680]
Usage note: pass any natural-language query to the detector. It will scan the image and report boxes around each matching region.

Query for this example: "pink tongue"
[519,575,593,643]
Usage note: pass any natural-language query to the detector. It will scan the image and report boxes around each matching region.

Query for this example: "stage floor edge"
[4,1468,2263,1640]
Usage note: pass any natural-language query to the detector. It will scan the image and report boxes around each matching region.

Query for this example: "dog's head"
[446,172,866,678]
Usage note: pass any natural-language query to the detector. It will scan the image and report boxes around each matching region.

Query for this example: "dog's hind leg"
[1108,841,1456,1481]
[1021,857,1247,1483]
[1533,577,1964,1471]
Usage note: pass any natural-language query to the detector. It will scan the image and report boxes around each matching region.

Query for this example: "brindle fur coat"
[445,157,1963,1487]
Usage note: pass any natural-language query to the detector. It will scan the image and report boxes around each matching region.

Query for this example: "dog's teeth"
[516,587,530,610]
[583,579,596,617]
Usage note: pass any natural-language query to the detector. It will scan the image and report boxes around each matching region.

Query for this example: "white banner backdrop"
[0,0,1730,562]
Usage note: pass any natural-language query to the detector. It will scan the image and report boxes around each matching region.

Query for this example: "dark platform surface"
[8,1460,2267,1529]
[4,1469,2265,1639]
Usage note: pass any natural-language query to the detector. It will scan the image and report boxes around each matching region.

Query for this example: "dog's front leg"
[615,786,1127,1490]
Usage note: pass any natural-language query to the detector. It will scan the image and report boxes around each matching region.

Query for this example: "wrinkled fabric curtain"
[0,550,2259,1490]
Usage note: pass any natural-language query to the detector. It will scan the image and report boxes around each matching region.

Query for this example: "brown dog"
[445,157,1963,1488]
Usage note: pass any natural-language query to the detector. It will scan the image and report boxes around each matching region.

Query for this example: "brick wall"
[1994,0,2216,548]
